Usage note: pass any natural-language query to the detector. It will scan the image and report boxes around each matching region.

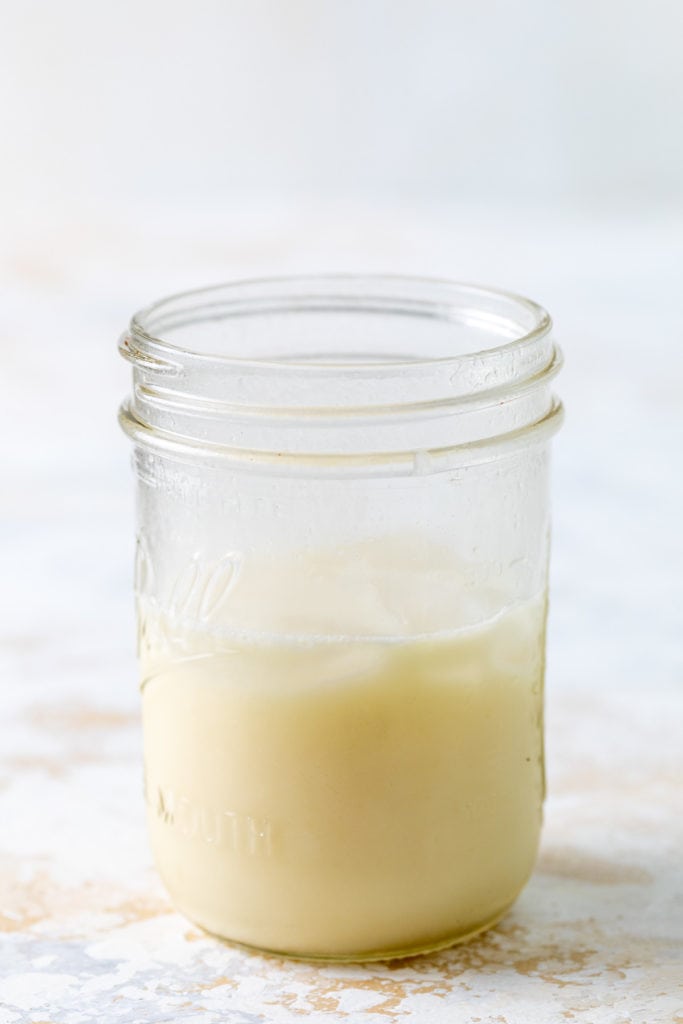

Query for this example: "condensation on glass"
[118,275,563,961]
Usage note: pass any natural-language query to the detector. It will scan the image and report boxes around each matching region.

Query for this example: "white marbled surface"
[1,202,681,1023]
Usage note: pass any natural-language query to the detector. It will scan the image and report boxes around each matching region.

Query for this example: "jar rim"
[120,274,562,474]
[126,274,552,371]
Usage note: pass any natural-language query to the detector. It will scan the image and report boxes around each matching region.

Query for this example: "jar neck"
[119,275,563,474]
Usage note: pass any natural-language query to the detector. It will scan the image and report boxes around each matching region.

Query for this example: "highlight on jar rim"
[119,275,563,961]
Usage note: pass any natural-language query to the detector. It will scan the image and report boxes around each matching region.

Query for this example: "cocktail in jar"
[119,276,563,960]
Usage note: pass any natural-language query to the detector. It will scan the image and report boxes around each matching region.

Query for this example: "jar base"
[180,900,516,964]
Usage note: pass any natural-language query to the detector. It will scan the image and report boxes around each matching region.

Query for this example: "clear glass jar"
[118,275,563,961]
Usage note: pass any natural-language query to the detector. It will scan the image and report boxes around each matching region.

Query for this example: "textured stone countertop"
[1,205,681,1023]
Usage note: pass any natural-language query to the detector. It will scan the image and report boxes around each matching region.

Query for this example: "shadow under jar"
[118,275,563,961]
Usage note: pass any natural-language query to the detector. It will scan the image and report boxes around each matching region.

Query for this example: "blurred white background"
[1,0,683,208]
[0,0,681,696]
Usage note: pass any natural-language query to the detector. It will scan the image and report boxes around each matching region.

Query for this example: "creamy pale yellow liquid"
[140,545,546,959]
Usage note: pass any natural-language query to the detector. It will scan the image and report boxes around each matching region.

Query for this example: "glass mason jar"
[118,275,563,961]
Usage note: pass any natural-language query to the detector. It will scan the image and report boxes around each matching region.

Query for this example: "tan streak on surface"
[28,703,138,732]
[106,896,171,925]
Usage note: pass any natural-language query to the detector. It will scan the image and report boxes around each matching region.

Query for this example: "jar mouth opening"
[127,274,551,371]
[120,275,561,473]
